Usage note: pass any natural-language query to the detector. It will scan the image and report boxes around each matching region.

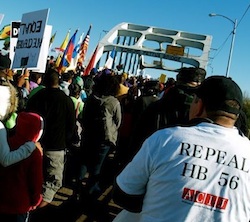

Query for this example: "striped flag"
[55,29,70,68]
[58,29,78,73]
[83,44,99,76]
[49,31,57,48]
[77,25,92,64]
[66,32,84,71]
[72,32,83,59]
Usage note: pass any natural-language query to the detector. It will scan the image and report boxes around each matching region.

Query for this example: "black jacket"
[127,84,195,162]
[26,87,76,151]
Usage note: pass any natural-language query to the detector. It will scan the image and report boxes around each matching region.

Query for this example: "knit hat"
[15,112,44,142]
[195,75,243,115]
[73,76,84,89]
[102,68,111,75]
[177,67,206,83]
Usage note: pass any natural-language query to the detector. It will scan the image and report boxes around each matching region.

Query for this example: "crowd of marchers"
[0,52,250,222]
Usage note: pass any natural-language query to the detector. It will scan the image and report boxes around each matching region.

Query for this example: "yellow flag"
[0,24,10,40]
[55,30,70,68]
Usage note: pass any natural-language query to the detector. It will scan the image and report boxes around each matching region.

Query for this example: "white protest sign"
[12,8,50,69]
[32,25,52,73]
[9,21,20,66]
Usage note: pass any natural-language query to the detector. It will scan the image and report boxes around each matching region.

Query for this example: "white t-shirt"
[0,121,35,167]
[115,122,250,222]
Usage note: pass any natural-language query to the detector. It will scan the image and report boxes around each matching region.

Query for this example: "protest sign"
[9,21,20,64]
[12,8,50,69]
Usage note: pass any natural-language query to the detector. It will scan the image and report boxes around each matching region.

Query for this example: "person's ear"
[196,97,205,116]
[189,95,205,120]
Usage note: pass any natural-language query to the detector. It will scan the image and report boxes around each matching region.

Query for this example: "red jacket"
[0,112,43,214]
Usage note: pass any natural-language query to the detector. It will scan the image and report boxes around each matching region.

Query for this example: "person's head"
[73,76,84,90]
[77,62,83,67]
[101,68,111,76]
[142,80,159,96]
[0,54,11,81]
[165,77,175,87]
[43,69,60,88]
[122,73,128,82]
[62,71,74,83]
[189,76,243,127]
[176,67,206,87]
[30,71,43,85]
[69,83,81,98]
[93,74,120,96]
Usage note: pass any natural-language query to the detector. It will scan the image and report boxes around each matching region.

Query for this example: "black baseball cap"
[195,75,243,115]
[177,67,206,83]
[0,54,11,70]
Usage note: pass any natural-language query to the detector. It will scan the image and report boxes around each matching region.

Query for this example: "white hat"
[0,83,18,121]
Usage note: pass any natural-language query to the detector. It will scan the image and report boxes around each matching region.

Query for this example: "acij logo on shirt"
[182,187,228,210]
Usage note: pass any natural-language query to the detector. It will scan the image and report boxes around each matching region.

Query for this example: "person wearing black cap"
[118,67,206,169]
[112,75,250,222]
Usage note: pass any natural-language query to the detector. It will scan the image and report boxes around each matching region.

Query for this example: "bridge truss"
[93,22,212,75]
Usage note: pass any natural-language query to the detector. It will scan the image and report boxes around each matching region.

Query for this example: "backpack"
[128,85,194,156]
[157,86,194,129]
[82,95,106,146]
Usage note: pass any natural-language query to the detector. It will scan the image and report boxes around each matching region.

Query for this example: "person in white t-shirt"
[112,76,250,222]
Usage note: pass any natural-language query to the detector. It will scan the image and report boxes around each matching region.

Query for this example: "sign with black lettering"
[32,25,52,73]
[12,8,50,69]
[9,21,21,64]
[166,45,184,56]
[11,21,20,38]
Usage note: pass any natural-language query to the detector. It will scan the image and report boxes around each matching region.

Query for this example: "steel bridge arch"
[93,22,212,75]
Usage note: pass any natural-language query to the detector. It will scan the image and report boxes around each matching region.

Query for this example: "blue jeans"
[0,212,29,222]
[79,144,111,193]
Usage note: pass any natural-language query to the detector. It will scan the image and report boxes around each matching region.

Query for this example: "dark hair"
[30,72,42,83]
[0,54,11,70]
[69,83,81,97]
[62,71,74,81]
[43,69,60,87]
[93,74,120,96]
[142,80,159,96]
